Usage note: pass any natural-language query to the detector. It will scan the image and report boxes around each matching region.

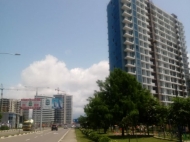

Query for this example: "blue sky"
[0,0,190,118]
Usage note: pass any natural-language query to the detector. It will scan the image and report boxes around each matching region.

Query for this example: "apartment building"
[107,0,189,105]
[0,98,22,128]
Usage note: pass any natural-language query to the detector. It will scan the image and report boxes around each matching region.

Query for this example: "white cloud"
[4,55,109,119]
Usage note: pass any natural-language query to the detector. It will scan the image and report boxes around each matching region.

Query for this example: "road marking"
[34,136,38,138]
[57,129,70,142]
[26,139,30,141]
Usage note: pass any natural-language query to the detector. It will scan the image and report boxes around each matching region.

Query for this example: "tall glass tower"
[107,0,190,105]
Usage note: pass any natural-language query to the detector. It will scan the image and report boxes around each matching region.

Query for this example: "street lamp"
[0,53,21,56]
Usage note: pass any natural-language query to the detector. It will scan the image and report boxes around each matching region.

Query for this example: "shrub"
[0,125,9,130]
[89,132,101,142]
[99,136,111,142]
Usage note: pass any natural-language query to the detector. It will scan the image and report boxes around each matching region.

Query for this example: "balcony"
[121,0,131,4]
[122,11,132,17]
[123,18,132,24]
[124,47,134,52]
[127,70,136,75]
[123,32,133,38]
[125,63,135,67]
[122,4,131,10]
[125,54,135,60]
[124,39,134,45]
[123,25,133,30]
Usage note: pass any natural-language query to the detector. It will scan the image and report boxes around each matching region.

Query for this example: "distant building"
[54,94,72,126]
[32,96,54,127]
[0,98,22,128]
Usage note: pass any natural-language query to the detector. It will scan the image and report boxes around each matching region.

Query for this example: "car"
[51,124,58,131]
[64,125,68,129]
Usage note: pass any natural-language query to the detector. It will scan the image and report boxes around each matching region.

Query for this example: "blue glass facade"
[107,0,124,71]
[107,0,142,83]
[131,0,142,83]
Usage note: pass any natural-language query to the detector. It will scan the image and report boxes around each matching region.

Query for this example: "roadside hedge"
[80,128,112,142]
[0,125,9,130]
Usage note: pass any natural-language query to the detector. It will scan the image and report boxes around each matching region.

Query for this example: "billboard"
[52,98,63,109]
[21,98,41,109]
[42,98,63,109]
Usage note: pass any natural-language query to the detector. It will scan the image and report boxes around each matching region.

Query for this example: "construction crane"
[55,88,65,94]
[25,86,49,97]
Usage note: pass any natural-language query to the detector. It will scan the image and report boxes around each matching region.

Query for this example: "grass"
[75,128,93,142]
[108,136,175,142]
[75,129,177,142]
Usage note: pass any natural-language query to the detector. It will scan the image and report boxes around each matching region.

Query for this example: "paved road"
[0,129,24,137]
[0,128,75,142]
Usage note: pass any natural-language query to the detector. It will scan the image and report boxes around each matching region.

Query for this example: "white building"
[108,0,190,105]
[32,96,54,126]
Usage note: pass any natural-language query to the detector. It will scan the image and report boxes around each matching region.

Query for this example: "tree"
[78,115,88,128]
[95,68,153,136]
[0,112,2,121]
[168,97,188,142]
[84,92,112,133]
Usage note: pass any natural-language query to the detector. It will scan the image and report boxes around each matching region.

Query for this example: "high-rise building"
[54,94,72,126]
[0,98,22,128]
[107,0,190,105]
[33,96,55,126]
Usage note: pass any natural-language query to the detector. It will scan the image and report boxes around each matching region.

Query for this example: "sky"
[0,0,190,119]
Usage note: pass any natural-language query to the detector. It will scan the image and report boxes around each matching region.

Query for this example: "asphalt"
[0,128,77,142]
[62,128,77,142]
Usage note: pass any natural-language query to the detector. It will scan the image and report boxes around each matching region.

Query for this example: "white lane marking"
[26,139,30,141]
[57,129,70,142]
[34,136,38,138]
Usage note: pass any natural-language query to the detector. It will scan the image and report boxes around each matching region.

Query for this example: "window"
[134,24,138,30]
[135,38,139,44]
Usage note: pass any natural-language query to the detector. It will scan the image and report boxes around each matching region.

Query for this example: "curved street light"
[0,53,20,55]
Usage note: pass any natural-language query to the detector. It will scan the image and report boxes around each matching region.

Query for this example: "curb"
[0,130,46,139]
[0,129,19,133]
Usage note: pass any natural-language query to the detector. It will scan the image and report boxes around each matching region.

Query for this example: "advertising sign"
[21,98,41,109]
[41,98,63,109]
[52,98,63,109]
[42,98,53,109]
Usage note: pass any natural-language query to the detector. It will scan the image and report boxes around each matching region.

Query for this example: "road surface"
[0,128,71,142]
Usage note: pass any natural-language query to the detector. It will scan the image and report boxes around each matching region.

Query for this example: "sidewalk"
[62,128,77,142]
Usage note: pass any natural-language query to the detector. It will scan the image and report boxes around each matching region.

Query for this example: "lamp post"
[0,53,20,56]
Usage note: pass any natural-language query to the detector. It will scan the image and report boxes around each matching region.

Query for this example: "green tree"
[95,68,153,136]
[168,97,188,142]
[0,112,2,121]
[78,115,88,128]
[84,92,112,133]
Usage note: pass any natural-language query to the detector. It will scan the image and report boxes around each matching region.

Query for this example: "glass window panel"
[133,17,137,24]
[135,38,139,44]
[134,24,138,30]
[133,4,136,10]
